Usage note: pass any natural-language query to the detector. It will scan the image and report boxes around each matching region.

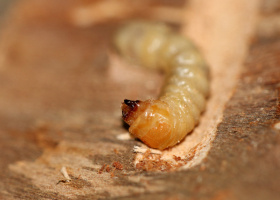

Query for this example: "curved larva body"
[114,22,210,150]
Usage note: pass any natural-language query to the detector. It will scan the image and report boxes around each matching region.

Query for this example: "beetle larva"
[114,22,210,150]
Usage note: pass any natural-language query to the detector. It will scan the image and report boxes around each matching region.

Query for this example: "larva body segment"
[114,22,210,150]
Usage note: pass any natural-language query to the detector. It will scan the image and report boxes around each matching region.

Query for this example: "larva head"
[122,99,174,150]
[122,99,151,126]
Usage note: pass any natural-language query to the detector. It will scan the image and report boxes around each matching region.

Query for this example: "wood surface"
[0,0,279,199]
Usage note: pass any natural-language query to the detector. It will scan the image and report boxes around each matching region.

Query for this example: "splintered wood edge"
[69,0,185,26]
[133,0,261,170]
